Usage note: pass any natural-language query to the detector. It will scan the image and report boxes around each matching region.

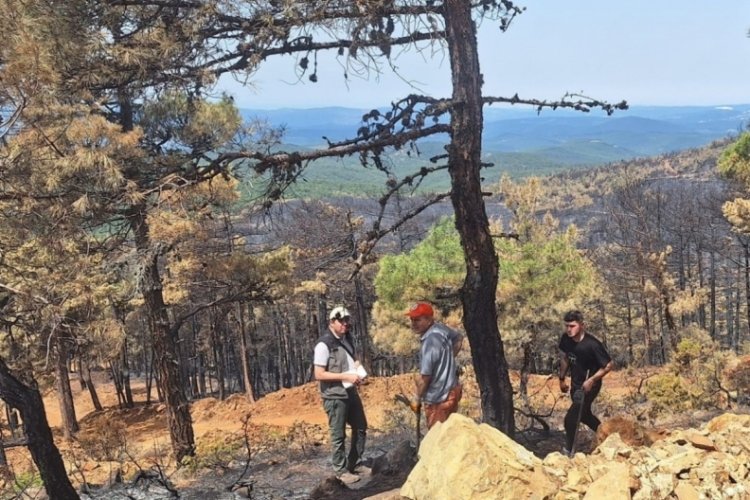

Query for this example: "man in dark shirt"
[558,310,613,455]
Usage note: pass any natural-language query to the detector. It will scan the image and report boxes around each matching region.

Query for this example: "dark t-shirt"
[558,332,611,387]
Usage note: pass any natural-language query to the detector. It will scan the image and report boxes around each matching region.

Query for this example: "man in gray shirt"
[407,301,463,429]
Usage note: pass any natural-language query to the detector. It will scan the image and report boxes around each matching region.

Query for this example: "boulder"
[583,461,631,500]
[400,414,558,500]
[704,413,750,433]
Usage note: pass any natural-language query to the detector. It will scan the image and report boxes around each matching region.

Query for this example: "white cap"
[329,306,351,321]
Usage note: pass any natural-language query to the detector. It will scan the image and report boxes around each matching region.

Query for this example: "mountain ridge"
[242,103,749,159]
[239,105,747,198]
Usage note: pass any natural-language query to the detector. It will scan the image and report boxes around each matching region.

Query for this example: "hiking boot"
[561,447,572,457]
[352,464,372,476]
[337,471,361,485]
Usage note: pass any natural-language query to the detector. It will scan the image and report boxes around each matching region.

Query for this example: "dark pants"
[323,388,368,474]
[564,382,601,451]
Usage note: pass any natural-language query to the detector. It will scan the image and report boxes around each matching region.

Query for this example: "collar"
[419,321,437,342]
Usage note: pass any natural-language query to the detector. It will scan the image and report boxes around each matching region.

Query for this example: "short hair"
[564,310,584,323]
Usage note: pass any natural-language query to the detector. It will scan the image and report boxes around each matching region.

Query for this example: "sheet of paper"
[342,365,367,388]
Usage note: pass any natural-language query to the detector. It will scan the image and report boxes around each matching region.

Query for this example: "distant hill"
[239,104,749,198]
[243,104,749,153]
[536,137,733,220]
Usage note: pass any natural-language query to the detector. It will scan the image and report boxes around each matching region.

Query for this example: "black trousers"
[564,382,601,451]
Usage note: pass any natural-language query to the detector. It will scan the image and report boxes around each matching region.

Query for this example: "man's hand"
[582,377,595,393]
[572,388,585,404]
[342,372,360,385]
[559,378,569,394]
[409,399,422,414]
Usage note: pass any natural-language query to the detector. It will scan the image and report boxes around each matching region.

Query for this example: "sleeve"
[558,334,566,352]
[313,342,330,367]
[419,337,439,376]
[593,339,612,368]
[447,327,463,345]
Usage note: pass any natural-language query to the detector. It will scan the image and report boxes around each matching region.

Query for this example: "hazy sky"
[220,1,750,110]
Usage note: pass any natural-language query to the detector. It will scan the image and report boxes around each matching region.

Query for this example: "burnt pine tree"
[0,360,79,500]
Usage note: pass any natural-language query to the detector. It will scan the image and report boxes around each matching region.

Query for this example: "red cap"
[406,301,434,318]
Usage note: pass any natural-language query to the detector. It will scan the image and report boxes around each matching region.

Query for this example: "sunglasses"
[335,316,351,323]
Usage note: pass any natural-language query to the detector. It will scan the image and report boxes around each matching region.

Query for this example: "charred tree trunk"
[354,276,371,369]
[129,206,195,462]
[625,291,634,364]
[0,431,7,466]
[519,342,532,408]
[121,338,134,408]
[197,351,207,398]
[80,358,102,412]
[640,277,653,364]
[238,303,256,402]
[189,316,200,398]
[210,308,226,400]
[697,249,706,329]
[145,346,155,404]
[75,358,86,391]
[443,0,514,436]
[176,316,193,399]
[709,249,717,339]
[55,338,79,439]
[274,309,292,389]
[0,359,79,499]
[109,360,125,408]
[597,301,609,346]
[0,425,10,482]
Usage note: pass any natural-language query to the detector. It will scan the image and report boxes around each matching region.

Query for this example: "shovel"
[394,393,421,447]
[569,369,590,455]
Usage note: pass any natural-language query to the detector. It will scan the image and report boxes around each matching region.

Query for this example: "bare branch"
[0,283,49,305]
[350,190,452,279]
[483,93,628,116]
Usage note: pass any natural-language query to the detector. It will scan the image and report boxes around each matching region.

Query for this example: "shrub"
[184,432,245,473]
[724,355,750,405]
[644,372,691,415]
[644,328,736,415]
[11,470,43,494]
[281,421,321,460]
[78,417,127,462]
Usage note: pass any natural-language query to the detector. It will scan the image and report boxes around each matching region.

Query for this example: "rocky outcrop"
[400,413,750,500]
[401,414,557,499]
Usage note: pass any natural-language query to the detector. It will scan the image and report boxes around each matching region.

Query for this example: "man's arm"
[410,374,432,413]
[452,335,463,356]
[582,360,614,392]
[558,350,570,393]
[415,374,431,400]
[314,365,360,384]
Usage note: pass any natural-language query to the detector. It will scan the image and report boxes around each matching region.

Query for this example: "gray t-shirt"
[420,322,461,404]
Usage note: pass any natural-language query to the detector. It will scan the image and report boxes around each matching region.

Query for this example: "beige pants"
[424,383,463,429]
